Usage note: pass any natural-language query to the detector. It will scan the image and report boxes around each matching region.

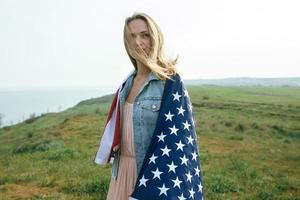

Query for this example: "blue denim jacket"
[111,70,165,180]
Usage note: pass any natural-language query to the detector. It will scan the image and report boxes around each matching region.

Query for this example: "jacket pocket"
[140,98,161,125]
[141,98,161,111]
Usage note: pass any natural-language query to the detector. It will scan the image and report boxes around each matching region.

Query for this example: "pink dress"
[106,101,138,200]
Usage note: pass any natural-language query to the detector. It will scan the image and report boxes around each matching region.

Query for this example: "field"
[0,85,299,199]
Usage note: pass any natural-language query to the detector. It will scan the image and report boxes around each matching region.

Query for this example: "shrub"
[25,113,40,124]
[48,149,76,161]
[229,135,244,141]
[224,121,232,127]
[203,95,209,100]
[0,177,9,185]
[38,177,57,187]
[27,132,33,138]
[59,118,69,129]
[271,125,285,134]
[13,138,63,154]
[95,107,101,114]
[234,123,245,132]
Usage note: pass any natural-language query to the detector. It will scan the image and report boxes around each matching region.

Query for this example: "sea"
[0,87,114,127]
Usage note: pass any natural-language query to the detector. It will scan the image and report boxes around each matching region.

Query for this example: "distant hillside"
[185,77,300,87]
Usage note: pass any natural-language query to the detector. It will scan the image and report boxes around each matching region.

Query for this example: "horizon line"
[0,76,299,90]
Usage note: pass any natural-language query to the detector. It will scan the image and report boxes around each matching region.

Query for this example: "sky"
[0,0,299,89]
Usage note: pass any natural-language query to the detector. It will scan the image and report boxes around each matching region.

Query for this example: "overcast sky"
[0,0,299,89]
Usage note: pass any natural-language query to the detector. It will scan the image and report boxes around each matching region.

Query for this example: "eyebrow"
[130,31,149,35]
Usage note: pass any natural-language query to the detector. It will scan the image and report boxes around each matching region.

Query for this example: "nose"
[135,36,143,47]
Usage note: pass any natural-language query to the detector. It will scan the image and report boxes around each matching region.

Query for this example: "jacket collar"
[131,70,160,84]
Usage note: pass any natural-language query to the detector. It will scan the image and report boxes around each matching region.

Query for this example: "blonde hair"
[123,12,178,80]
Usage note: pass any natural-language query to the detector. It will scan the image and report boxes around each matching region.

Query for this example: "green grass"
[0,86,299,199]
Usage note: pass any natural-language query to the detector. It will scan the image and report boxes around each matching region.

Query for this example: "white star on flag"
[198,182,203,192]
[164,111,174,121]
[189,188,195,199]
[139,175,149,187]
[152,168,163,180]
[183,120,191,131]
[191,117,195,126]
[158,184,169,196]
[180,155,189,166]
[169,125,179,135]
[167,161,178,173]
[177,106,185,116]
[149,154,158,164]
[186,171,193,183]
[187,135,194,145]
[178,193,187,200]
[188,103,193,111]
[192,151,198,161]
[160,145,171,157]
[184,89,188,97]
[172,176,182,189]
[195,166,201,177]
[175,140,185,151]
[172,91,182,102]
[157,132,167,142]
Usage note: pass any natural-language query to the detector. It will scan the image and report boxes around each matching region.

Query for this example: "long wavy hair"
[123,12,178,80]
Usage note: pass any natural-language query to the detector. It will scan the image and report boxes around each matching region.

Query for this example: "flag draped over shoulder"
[94,73,130,165]
[130,74,204,200]
[94,87,122,164]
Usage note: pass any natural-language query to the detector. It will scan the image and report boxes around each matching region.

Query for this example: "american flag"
[130,74,204,200]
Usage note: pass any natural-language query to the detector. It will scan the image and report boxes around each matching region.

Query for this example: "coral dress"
[106,101,138,200]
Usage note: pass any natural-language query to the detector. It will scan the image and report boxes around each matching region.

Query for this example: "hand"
[113,144,120,152]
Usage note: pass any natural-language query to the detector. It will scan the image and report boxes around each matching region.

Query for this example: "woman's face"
[128,19,152,56]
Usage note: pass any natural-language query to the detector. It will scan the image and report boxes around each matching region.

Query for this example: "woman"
[94,12,204,200]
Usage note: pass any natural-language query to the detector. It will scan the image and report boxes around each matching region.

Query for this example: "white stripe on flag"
[94,106,117,164]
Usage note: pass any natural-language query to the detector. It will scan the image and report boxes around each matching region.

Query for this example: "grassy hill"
[0,86,299,199]
[186,77,300,87]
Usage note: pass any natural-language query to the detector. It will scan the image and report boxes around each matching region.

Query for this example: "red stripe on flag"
[111,101,121,154]
[105,89,119,124]
[104,89,121,163]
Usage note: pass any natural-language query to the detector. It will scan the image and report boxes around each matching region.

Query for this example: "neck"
[136,61,151,78]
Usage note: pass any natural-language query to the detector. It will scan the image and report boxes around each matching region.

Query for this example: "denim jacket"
[111,70,165,180]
